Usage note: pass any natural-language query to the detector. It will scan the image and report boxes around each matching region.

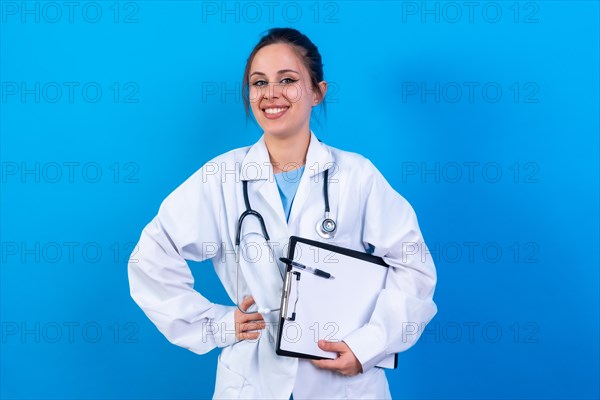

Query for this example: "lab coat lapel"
[287,131,333,227]
[239,131,334,228]
[240,135,287,225]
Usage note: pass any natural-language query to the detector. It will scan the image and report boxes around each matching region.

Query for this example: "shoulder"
[204,145,252,171]
[184,145,252,184]
[325,143,379,179]
[325,142,414,208]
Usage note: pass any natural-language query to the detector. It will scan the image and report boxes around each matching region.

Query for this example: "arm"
[128,164,239,354]
[342,158,438,372]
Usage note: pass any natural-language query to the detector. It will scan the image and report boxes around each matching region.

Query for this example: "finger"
[239,321,266,332]
[317,340,346,353]
[311,358,341,371]
[239,311,265,323]
[240,295,255,312]
[239,330,261,341]
[312,357,357,376]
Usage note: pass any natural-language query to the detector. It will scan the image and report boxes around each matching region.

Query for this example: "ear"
[313,81,328,106]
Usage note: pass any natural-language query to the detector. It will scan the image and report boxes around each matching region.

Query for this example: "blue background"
[1,1,599,399]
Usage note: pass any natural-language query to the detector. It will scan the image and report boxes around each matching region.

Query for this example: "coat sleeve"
[127,164,238,354]
[342,158,438,372]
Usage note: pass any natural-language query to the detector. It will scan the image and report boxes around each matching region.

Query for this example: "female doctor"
[128,27,437,399]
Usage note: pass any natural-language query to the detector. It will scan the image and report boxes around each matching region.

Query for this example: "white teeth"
[264,107,287,114]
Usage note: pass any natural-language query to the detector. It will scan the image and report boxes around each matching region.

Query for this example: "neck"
[264,129,311,174]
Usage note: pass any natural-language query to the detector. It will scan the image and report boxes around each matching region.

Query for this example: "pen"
[279,257,335,280]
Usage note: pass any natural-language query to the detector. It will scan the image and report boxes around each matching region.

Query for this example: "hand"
[234,296,265,341]
[311,340,363,376]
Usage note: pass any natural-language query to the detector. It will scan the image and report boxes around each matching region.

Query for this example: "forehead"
[250,43,307,75]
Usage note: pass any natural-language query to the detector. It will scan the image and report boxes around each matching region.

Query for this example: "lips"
[262,105,289,120]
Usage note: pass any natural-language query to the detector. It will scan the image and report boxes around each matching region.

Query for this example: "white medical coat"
[128,130,438,399]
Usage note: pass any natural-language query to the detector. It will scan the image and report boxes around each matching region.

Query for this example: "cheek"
[249,86,268,104]
[282,84,303,104]
[288,85,315,112]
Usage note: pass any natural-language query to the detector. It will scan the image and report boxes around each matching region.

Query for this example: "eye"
[252,80,267,87]
[281,78,298,84]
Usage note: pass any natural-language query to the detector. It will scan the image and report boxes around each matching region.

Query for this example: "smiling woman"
[242,31,328,174]
[128,27,438,399]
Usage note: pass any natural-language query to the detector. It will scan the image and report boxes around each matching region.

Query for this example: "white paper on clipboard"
[276,236,398,369]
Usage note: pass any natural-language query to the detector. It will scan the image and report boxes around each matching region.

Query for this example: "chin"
[260,123,294,138]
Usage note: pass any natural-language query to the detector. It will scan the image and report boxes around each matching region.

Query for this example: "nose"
[262,82,283,100]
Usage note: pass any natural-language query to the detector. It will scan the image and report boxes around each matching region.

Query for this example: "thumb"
[318,340,344,353]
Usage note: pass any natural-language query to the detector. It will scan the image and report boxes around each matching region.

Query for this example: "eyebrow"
[249,69,300,78]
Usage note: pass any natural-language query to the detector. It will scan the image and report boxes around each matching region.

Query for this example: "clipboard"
[275,236,398,369]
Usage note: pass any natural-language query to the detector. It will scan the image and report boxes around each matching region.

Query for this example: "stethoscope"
[234,168,336,315]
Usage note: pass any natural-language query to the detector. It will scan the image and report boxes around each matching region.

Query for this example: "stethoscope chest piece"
[315,168,337,239]
[316,215,337,239]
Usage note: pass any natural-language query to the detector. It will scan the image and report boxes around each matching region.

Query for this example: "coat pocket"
[344,367,391,399]
[213,354,248,400]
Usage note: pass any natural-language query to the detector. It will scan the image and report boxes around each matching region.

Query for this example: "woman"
[128,27,438,399]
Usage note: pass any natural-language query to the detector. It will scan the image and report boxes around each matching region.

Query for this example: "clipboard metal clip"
[281,271,301,322]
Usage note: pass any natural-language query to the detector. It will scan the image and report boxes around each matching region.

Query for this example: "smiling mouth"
[262,106,289,119]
